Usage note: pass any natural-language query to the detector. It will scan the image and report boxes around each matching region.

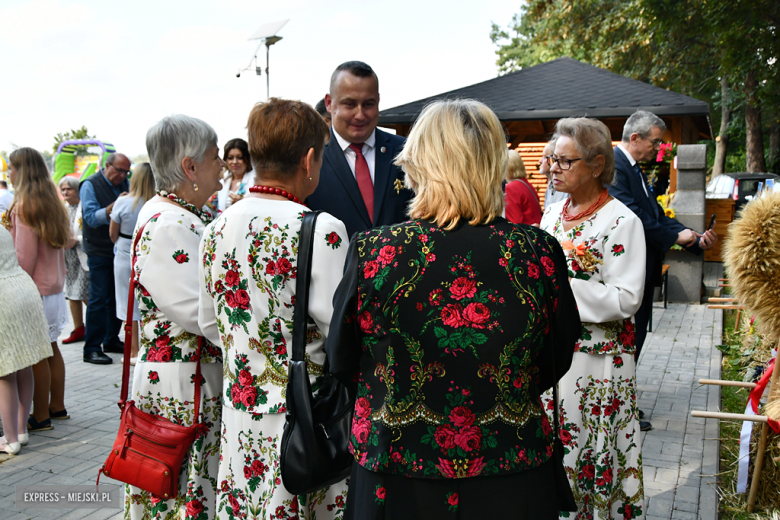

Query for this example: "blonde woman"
[505,149,543,225]
[7,147,73,432]
[326,99,581,519]
[110,163,155,364]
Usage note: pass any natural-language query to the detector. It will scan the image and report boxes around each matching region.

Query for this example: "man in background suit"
[306,61,412,238]
[609,110,717,430]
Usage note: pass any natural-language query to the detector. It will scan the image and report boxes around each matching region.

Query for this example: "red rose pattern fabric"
[541,199,645,519]
[126,203,223,520]
[328,219,580,482]
[198,201,349,519]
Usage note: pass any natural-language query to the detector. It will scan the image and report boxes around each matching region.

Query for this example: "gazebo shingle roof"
[379,57,710,124]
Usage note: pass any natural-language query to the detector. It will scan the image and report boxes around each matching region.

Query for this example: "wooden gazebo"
[379,57,712,200]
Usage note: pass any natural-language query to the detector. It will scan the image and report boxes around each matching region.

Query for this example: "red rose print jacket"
[326,218,581,479]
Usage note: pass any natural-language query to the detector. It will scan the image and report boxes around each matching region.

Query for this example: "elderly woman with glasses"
[326,99,581,520]
[540,118,647,520]
[58,176,90,345]
[124,115,224,520]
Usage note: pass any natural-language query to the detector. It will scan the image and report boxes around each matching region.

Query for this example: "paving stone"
[0,272,724,519]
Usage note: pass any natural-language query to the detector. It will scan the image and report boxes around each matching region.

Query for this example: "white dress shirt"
[332,129,377,183]
[616,143,648,197]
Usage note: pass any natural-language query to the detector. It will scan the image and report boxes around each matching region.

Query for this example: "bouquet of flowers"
[560,240,602,272]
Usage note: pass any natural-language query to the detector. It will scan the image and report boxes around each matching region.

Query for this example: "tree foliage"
[52,125,94,154]
[491,0,779,171]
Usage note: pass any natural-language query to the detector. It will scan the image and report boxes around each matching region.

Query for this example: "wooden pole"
[691,411,767,422]
[698,379,757,389]
[747,344,780,512]
[747,423,770,512]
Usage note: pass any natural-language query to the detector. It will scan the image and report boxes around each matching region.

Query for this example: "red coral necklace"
[562,188,609,222]
[248,185,305,206]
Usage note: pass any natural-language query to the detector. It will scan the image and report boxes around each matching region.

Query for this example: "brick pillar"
[666,144,707,302]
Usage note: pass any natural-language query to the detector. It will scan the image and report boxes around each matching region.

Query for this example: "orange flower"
[560,240,575,250]
[573,243,588,256]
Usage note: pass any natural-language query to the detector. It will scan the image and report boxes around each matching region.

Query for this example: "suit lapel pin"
[380,146,386,153]
[394,178,404,194]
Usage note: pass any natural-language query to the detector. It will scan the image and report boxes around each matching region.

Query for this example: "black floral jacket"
[326,218,580,479]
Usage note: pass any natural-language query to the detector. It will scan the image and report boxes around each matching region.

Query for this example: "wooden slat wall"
[514,143,549,205]
[704,199,735,262]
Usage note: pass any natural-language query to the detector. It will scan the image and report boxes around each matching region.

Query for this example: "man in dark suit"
[306,61,412,238]
[80,153,130,365]
[609,111,717,430]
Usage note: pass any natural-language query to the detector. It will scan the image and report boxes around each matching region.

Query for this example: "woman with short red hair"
[198,98,349,518]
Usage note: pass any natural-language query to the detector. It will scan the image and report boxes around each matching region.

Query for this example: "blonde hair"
[128,163,156,210]
[506,150,527,180]
[9,148,71,248]
[395,99,506,230]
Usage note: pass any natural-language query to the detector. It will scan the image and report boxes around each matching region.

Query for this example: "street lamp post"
[236,19,288,99]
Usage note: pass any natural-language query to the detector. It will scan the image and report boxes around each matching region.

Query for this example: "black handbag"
[280,211,354,495]
[520,227,578,512]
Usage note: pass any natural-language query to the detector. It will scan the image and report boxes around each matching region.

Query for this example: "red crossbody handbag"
[97,214,207,499]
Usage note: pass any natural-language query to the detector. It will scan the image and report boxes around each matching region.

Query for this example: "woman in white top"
[124,115,224,519]
[216,138,252,211]
[58,176,90,344]
[199,98,349,519]
[540,117,647,520]
[110,163,155,364]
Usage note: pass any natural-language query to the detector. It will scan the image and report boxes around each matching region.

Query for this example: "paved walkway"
[1,275,724,519]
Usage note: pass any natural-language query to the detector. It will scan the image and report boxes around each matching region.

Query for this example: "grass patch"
[718,309,779,519]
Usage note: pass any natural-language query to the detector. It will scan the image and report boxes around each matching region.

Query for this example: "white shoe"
[0,434,27,446]
[130,357,137,366]
[1,440,21,456]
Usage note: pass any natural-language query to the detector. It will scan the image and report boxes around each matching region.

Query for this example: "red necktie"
[349,143,374,223]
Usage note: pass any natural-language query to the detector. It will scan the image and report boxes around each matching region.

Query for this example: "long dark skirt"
[344,460,562,520]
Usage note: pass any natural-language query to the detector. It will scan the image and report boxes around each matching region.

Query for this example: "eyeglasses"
[546,155,584,171]
[110,163,131,176]
[640,135,664,149]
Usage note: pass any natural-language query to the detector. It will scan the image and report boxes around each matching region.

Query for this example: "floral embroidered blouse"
[540,198,646,355]
[326,218,581,479]
[133,200,222,363]
[198,199,348,415]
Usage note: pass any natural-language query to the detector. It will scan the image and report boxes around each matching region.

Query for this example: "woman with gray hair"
[59,175,90,345]
[540,117,647,519]
[124,115,224,519]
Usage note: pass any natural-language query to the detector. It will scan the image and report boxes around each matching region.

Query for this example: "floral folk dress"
[198,198,349,520]
[326,219,582,519]
[125,199,223,520]
[540,198,647,520]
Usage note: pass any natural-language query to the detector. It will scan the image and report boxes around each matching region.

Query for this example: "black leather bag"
[520,228,578,512]
[280,211,354,495]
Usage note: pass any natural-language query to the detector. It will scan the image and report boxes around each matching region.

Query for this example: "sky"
[0,0,522,159]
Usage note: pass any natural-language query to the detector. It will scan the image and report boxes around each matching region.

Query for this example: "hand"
[696,229,718,250]
[675,229,698,247]
[105,201,115,217]
[228,192,243,204]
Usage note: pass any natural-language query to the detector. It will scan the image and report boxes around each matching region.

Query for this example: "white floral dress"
[541,198,647,520]
[125,199,223,520]
[198,198,349,520]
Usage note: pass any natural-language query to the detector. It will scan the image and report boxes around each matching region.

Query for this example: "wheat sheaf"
[723,191,780,338]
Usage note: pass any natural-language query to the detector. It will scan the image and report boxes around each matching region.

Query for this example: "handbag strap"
[519,227,563,443]
[292,211,322,363]
[120,212,203,426]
